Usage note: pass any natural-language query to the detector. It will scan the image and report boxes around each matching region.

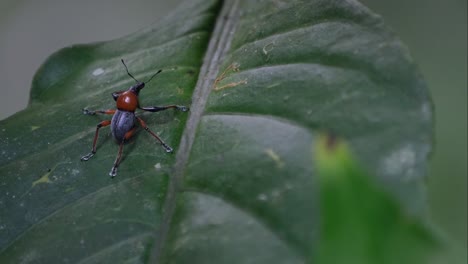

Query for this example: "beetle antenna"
[121,59,140,83]
[146,69,162,84]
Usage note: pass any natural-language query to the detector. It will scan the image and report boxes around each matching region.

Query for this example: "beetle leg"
[137,117,173,153]
[109,142,124,177]
[82,109,116,115]
[139,105,189,112]
[81,120,111,161]
[109,127,136,177]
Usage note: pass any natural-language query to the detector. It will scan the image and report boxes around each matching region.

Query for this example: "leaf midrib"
[148,0,241,262]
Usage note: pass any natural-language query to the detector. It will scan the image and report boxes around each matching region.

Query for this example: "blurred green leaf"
[0,0,433,263]
[314,135,439,264]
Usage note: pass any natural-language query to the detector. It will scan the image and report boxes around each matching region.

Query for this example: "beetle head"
[130,82,145,94]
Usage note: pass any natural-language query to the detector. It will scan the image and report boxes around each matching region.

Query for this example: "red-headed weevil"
[80,59,189,177]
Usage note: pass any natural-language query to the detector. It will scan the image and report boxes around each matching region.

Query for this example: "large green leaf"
[0,0,433,263]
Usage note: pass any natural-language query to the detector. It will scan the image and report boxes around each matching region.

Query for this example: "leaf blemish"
[32,163,60,187]
[262,42,274,55]
[213,62,247,91]
[176,87,184,95]
[266,83,280,89]
[265,148,285,168]
[214,80,247,91]
[32,171,52,187]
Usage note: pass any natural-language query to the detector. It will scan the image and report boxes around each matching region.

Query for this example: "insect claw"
[177,106,189,112]
[163,144,173,153]
[81,153,94,161]
[109,167,117,177]
[82,108,95,115]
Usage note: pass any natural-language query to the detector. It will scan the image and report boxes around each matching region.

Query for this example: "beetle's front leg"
[82,109,116,115]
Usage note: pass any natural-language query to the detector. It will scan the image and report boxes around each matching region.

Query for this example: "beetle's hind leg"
[81,120,111,161]
[109,127,136,177]
[139,105,189,112]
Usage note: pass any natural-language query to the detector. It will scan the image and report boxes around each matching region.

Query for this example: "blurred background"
[360,0,467,249]
[0,0,466,249]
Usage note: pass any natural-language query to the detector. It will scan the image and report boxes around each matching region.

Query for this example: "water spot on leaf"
[154,163,162,170]
[70,169,80,176]
[271,189,281,198]
[420,102,431,121]
[92,68,105,76]
[382,144,417,180]
[19,249,39,264]
[143,199,157,212]
[257,193,268,201]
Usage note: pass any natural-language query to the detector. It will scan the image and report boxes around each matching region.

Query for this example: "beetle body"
[111,110,136,143]
[111,86,142,142]
[80,59,188,177]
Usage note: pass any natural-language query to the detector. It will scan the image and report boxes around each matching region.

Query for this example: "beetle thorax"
[116,91,139,111]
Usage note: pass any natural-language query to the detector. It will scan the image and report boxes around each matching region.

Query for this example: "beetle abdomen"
[111,110,136,142]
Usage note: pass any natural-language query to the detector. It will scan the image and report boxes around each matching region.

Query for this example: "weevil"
[80,59,188,177]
